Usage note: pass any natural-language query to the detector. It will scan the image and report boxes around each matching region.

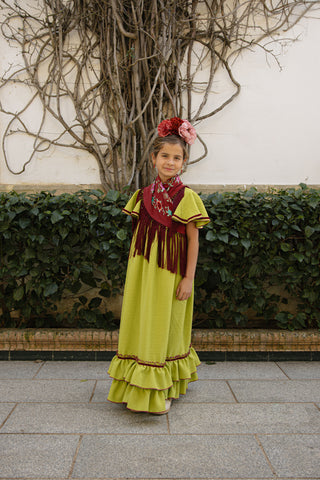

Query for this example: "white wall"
[1,14,320,188]
[184,17,320,186]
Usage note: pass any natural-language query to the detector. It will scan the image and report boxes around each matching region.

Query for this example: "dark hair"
[151,135,189,160]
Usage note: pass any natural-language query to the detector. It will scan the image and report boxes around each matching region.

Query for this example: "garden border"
[1,328,319,361]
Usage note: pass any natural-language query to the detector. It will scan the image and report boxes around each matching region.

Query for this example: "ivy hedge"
[1,184,320,330]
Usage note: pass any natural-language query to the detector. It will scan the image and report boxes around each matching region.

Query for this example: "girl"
[107,117,210,414]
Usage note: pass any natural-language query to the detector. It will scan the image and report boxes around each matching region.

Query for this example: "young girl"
[107,117,210,414]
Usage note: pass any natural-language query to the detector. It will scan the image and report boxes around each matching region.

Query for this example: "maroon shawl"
[130,176,188,275]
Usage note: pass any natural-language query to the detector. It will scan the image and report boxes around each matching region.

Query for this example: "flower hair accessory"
[157,117,197,145]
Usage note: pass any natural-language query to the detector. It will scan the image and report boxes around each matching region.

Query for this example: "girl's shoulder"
[122,189,142,217]
[173,186,210,228]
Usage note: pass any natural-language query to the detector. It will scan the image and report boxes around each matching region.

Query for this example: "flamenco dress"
[107,175,210,413]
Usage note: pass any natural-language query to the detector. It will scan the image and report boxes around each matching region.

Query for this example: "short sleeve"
[172,188,210,228]
[122,189,142,218]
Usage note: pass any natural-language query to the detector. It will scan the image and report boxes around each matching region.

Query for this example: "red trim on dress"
[173,213,210,224]
[116,346,192,368]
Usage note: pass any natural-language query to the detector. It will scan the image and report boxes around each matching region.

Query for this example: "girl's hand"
[176,277,193,301]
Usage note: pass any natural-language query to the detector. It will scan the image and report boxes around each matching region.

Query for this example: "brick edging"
[0,328,319,352]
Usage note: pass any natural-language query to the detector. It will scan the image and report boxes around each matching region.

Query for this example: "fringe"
[131,191,187,276]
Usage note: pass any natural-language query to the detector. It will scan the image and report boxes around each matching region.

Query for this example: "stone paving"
[0,360,319,479]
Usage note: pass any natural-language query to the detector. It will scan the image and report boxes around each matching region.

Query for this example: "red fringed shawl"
[129,184,188,276]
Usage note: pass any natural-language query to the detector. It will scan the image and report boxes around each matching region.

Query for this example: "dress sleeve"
[122,189,142,218]
[172,188,210,228]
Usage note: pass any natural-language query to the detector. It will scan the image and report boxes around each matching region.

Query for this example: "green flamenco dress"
[107,184,210,413]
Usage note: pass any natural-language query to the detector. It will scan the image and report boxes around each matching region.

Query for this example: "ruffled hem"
[107,347,200,413]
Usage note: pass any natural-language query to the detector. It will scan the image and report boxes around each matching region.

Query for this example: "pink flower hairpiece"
[157,117,197,145]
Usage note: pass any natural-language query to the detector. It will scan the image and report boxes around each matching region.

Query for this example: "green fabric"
[107,188,209,413]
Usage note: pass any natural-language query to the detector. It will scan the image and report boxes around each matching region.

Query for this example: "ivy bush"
[0,189,131,329]
[197,184,320,330]
[0,184,320,330]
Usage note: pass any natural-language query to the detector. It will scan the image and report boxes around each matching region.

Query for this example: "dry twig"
[1,0,319,189]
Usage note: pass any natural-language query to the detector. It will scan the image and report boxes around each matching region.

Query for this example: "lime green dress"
[107,187,209,413]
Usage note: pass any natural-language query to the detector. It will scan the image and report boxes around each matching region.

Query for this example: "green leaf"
[81,309,96,323]
[255,296,265,309]
[106,190,120,202]
[240,239,251,250]
[280,243,291,252]
[24,247,36,260]
[90,239,100,250]
[205,230,215,242]
[296,312,306,327]
[43,283,58,297]
[229,229,239,238]
[80,273,98,288]
[30,207,39,215]
[217,233,229,244]
[88,214,98,223]
[90,189,103,197]
[18,217,31,229]
[59,226,69,239]
[99,288,110,298]
[79,295,87,305]
[13,286,24,301]
[51,210,64,224]
[89,297,102,309]
[30,268,41,277]
[219,267,229,282]
[305,226,315,238]
[309,198,319,209]
[110,207,121,217]
[116,229,127,241]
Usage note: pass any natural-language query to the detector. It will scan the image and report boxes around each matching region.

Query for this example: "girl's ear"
[151,153,156,167]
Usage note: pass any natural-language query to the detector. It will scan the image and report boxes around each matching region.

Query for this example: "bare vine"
[1,0,319,190]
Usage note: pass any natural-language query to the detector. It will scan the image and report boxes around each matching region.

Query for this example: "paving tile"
[71,434,273,478]
[178,379,236,403]
[197,361,286,379]
[258,434,320,477]
[35,361,110,379]
[168,402,320,434]
[1,402,168,434]
[229,379,320,402]
[0,361,44,379]
[0,434,79,478]
[277,361,320,379]
[0,403,15,427]
[0,379,96,402]
[88,379,113,402]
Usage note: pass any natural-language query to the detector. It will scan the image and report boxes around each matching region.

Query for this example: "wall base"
[1,328,319,361]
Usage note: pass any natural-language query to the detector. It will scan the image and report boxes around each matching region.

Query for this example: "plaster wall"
[1,14,320,189]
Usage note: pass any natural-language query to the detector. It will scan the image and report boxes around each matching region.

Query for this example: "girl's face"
[152,142,186,183]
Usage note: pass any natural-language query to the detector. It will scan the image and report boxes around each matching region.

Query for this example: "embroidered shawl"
[130,176,188,276]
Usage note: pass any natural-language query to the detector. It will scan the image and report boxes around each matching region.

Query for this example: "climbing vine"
[1,0,319,189]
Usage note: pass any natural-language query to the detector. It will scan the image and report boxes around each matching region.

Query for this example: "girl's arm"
[176,221,199,301]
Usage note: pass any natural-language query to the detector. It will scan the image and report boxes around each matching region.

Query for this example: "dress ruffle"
[172,188,210,228]
[107,347,200,413]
